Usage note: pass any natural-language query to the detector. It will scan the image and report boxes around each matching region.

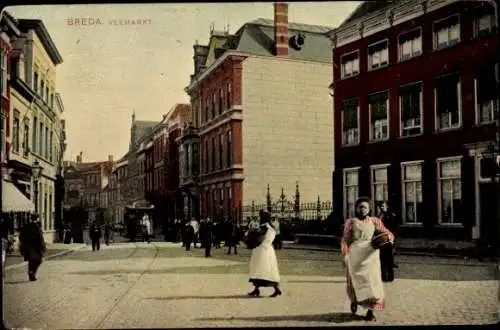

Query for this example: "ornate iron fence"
[241,182,333,224]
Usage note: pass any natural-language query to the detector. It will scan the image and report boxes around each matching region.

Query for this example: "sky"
[6,2,360,162]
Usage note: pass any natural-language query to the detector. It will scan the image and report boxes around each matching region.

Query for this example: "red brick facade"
[332,1,499,240]
[198,55,245,222]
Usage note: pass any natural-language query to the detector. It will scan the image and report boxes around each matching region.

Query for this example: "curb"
[282,245,485,260]
[5,244,87,271]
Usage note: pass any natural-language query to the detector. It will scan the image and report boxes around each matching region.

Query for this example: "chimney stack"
[108,155,113,162]
[274,2,289,56]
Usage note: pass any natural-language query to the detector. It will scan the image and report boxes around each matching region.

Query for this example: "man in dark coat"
[225,220,240,255]
[89,221,102,251]
[199,218,213,257]
[378,201,400,282]
[19,216,46,281]
[183,222,195,251]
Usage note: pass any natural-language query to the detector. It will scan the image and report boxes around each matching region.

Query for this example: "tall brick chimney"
[274,2,289,56]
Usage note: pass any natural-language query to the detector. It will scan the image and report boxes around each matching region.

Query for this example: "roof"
[201,17,333,70]
[340,0,403,27]
[132,120,158,147]
[16,19,63,65]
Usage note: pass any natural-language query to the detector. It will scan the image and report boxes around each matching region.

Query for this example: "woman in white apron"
[341,197,394,321]
[247,211,281,298]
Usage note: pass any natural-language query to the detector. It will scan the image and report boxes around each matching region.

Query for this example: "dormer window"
[368,40,388,71]
[341,51,359,79]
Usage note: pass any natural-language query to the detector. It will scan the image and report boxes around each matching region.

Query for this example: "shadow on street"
[145,294,256,300]
[195,312,365,323]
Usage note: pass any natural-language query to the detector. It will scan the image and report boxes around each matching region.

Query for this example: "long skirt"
[345,241,385,311]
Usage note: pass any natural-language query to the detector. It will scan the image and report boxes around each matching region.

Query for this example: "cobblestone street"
[4,242,499,328]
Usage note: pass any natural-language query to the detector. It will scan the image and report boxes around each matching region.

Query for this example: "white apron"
[346,219,385,303]
[248,223,280,283]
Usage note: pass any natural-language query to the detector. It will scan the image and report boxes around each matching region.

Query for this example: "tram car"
[124,206,154,242]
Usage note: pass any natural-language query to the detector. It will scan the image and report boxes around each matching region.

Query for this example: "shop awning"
[1,180,34,212]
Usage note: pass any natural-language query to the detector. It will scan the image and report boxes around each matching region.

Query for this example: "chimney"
[108,155,113,162]
[274,2,289,57]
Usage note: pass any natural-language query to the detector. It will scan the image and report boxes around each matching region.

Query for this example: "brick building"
[330,0,499,241]
[185,2,334,223]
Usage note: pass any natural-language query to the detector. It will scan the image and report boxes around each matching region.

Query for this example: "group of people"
[182,217,243,257]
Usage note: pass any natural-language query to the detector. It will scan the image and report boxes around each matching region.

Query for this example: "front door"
[479,182,497,243]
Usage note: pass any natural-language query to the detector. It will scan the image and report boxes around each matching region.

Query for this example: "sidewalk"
[5,243,86,270]
[282,238,483,260]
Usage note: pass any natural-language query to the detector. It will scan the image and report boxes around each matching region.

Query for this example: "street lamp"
[31,160,43,215]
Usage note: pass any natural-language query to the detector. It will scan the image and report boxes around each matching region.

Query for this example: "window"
[341,51,359,79]
[435,74,461,130]
[204,140,209,173]
[475,64,499,124]
[368,92,389,141]
[0,116,5,163]
[434,15,460,50]
[23,122,30,155]
[227,82,232,109]
[192,142,199,176]
[205,99,209,123]
[219,89,223,114]
[211,136,216,171]
[32,118,38,153]
[39,122,44,156]
[343,168,359,219]
[398,28,422,61]
[12,117,20,153]
[400,83,423,136]
[368,40,388,70]
[1,51,6,96]
[341,98,359,145]
[226,130,232,167]
[45,126,49,159]
[33,72,39,92]
[475,12,496,37]
[211,93,216,118]
[45,86,49,103]
[219,134,224,170]
[401,162,424,224]
[51,93,54,108]
[438,158,463,225]
[41,81,45,99]
[371,165,389,210]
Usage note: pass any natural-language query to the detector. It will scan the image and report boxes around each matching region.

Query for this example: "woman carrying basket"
[341,197,394,321]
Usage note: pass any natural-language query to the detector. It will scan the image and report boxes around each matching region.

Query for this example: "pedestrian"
[272,217,282,250]
[377,201,399,281]
[1,216,9,278]
[104,223,112,245]
[247,210,282,298]
[200,218,213,257]
[341,197,394,321]
[141,214,152,243]
[226,220,240,255]
[18,215,46,281]
[89,221,102,251]
[183,222,195,251]
[189,218,199,248]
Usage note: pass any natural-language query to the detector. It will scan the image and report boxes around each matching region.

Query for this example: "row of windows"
[340,11,496,79]
[83,193,100,207]
[33,70,55,108]
[202,186,233,216]
[85,174,99,186]
[202,130,232,174]
[341,69,499,145]
[180,142,200,179]
[11,113,60,164]
[202,82,232,124]
[343,157,462,225]
[145,169,164,193]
